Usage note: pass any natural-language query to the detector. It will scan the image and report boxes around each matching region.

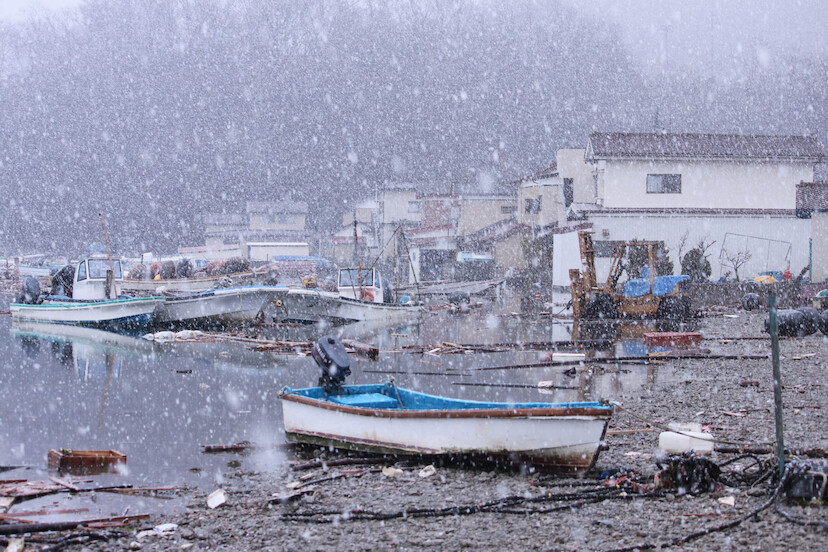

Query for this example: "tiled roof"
[796,182,828,211]
[588,132,826,161]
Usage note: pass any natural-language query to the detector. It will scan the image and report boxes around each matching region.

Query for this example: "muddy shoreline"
[8,311,828,551]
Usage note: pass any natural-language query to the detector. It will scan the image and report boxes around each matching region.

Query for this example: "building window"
[276,214,297,224]
[646,174,681,194]
[500,205,517,214]
[408,201,421,213]
[525,197,541,214]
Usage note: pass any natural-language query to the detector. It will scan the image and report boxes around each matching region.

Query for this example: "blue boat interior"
[282,383,611,412]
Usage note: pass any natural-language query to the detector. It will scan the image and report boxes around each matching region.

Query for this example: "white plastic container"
[658,430,714,454]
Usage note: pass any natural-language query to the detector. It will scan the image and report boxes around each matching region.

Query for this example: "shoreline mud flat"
[9,312,828,551]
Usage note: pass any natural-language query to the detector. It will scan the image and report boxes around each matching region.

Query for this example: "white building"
[559,132,825,280]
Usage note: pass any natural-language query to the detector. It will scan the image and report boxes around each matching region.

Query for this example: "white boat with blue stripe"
[278,336,613,472]
[10,255,162,328]
[280,384,612,472]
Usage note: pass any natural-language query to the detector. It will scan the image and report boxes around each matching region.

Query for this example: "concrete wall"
[248,213,306,231]
[594,159,813,210]
[586,212,812,283]
[687,281,808,309]
[381,189,421,224]
[517,179,565,228]
[493,231,527,273]
[811,212,828,282]
[556,148,594,203]
[458,197,515,235]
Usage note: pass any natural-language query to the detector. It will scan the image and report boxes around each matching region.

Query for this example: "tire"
[741,293,761,311]
[584,293,618,320]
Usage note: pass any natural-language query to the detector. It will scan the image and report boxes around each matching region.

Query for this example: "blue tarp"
[622,274,689,298]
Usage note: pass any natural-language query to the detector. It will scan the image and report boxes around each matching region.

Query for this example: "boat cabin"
[337,267,393,303]
[73,256,122,300]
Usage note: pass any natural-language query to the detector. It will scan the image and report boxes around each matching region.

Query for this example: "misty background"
[1,0,825,255]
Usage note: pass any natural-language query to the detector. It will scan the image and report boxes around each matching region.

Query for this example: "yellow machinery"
[569,231,690,320]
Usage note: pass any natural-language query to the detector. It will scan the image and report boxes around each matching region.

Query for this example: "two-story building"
[557,132,825,281]
[198,200,310,262]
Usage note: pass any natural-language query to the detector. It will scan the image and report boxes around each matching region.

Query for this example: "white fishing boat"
[120,271,261,294]
[10,256,162,328]
[272,267,421,326]
[154,285,290,327]
[279,337,613,472]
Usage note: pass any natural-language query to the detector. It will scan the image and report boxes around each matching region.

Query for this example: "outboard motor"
[312,335,351,394]
[16,276,41,304]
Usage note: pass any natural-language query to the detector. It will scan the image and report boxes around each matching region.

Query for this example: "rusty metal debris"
[48,449,126,476]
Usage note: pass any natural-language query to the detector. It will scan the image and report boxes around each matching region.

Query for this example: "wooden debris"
[341,339,379,360]
[0,496,15,512]
[643,332,702,348]
[201,441,294,454]
[0,515,149,536]
[268,486,318,504]
[48,476,80,491]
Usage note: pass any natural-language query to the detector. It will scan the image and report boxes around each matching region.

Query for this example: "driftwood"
[201,441,295,454]
[0,514,149,535]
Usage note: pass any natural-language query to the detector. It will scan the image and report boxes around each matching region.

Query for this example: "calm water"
[0,295,681,490]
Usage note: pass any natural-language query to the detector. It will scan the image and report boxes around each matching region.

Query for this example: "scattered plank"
[48,476,80,491]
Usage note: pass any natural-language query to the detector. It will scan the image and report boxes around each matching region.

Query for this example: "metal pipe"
[767,291,785,478]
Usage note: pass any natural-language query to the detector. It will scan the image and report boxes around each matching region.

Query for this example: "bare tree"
[696,235,716,260]
[675,230,690,262]
[722,247,752,282]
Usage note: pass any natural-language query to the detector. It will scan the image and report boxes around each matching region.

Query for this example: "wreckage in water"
[279,336,612,471]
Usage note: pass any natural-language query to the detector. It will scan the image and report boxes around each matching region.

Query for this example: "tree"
[681,248,712,282]
[627,240,673,278]
[722,247,753,282]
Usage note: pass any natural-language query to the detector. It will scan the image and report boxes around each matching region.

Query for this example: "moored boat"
[154,285,290,327]
[272,267,421,326]
[120,270,261,294]
[10,255,162,328]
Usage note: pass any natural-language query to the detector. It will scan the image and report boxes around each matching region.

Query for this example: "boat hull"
[280,384,612,472]
[10,297,161,328]
[155,286,289,325]
[273,289,422,326]
[121,271,260,294]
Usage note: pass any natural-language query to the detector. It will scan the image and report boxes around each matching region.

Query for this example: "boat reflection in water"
[11,321,158,384]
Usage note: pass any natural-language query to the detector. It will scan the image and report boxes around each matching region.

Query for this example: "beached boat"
[10,256,162,328]
[154,285,290,327]
[280,336,613,471]
[280,383,612,471]
[272,267,421,325]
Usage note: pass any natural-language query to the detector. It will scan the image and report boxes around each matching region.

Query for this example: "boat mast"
[98,213,119,298]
